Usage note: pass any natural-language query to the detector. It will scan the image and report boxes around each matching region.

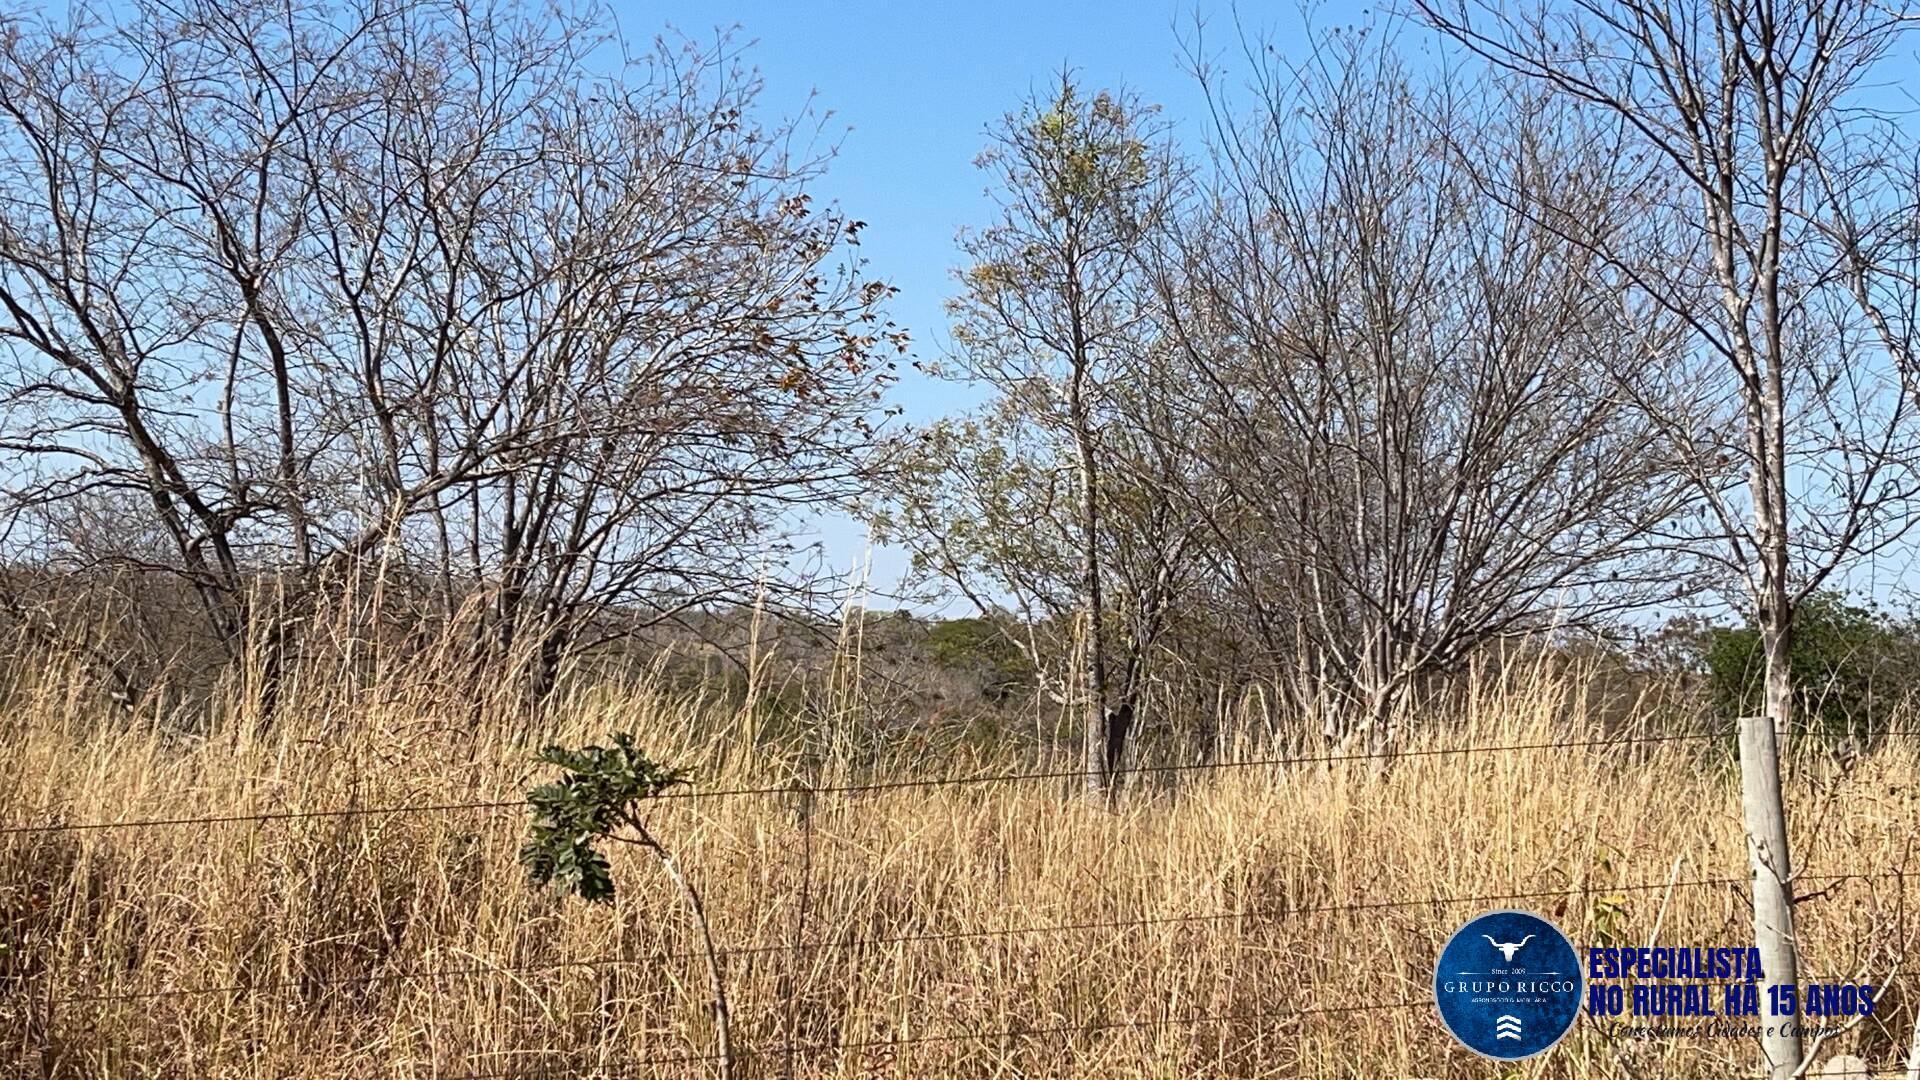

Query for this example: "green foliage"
[1698,592,1920,741]
[926,617,1036,700]
[1028,85,1152,210]
[945,72,1170,365]
[519,733,689,903]
[873,411,1079,625]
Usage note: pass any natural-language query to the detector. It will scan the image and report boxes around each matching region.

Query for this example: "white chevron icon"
[1494,1015,1523,1040]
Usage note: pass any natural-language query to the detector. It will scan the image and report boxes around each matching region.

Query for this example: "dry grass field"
[4,636,1918,1079]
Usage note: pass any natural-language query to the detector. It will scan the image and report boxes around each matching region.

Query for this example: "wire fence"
[441,997,1441,1079]
[55,870,1897,1007]
[433,963,1920,1078]
[15,726,1920,1076]
[438,981,1920,1080]
[11,725,1910,839]
[49,869,1914,1008]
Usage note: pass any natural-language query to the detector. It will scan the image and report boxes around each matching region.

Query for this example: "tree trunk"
[252,585,295,726]
[1070,365,1118,798]
[527,619,568,706]
[1102,699,1134,789]
[1076,526,1112,797]
[1743,611,1802,1079]
[1362,690,1394,762]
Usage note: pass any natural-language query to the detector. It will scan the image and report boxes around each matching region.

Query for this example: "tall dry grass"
[3,627,1917,1078]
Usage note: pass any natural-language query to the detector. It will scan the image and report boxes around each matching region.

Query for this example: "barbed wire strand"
[52,869,1910,1007]
[441,995,1439,1078]
[12,725,1911,838]
[446,972,1920,1078]
[21,731,1920,1075]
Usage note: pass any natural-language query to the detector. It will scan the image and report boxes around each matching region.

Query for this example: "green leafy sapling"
[519,733,731,1075]
[520,732,690,902]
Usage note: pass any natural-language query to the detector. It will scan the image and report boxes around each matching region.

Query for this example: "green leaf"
[518,733,690,904]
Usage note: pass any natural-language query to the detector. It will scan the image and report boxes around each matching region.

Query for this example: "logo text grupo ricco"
[1434,910,1584,1059]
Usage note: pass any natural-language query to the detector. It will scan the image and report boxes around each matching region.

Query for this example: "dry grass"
[3,639,1918,1078]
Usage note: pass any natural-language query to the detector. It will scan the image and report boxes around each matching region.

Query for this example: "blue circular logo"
[1434,909,1584,1059]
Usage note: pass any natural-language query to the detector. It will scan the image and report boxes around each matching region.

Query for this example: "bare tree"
[1414,2,1920,1073]
[0,0,900,702]
[1163,27,1693,750]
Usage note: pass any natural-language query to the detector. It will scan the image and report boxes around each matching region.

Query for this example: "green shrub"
[1698,592,1920,742]
[519,733,689,902]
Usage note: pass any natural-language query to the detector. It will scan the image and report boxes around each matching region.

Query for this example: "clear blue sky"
[624,0,1387,601]
[625,0,1248,406]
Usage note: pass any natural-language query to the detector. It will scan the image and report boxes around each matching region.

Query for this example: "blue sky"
[625,1,1387,600]
[629,0,1219,400]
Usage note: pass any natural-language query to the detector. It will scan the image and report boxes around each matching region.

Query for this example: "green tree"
[926,617,1038,702]
[1700,593,1920,745]
[882,74,1192,798]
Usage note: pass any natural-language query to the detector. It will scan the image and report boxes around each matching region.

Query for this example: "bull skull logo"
[1482,934,1535,962]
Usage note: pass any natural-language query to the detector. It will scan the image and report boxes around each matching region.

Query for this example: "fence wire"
[441,996,1441,1078]
[10,725,1903,838]
[18,725,1917,1076]
[50,869,1909,1007]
